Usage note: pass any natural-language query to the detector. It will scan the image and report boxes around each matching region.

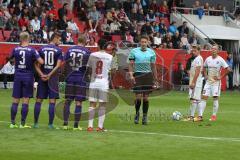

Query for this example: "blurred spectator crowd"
[0,0,236,49]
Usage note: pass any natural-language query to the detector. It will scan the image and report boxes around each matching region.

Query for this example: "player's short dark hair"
[192,44,201,51]
[98,38,108,50]
[50,32,61,41]
[140,35,149,41]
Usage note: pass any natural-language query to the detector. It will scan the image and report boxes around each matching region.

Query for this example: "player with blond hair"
[186,44,203,121]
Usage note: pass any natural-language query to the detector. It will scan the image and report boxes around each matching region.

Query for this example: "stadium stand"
[0,0,239,88]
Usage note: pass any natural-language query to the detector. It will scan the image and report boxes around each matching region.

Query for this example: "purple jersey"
[64,45,91,82]
[11,45,40,79]
[39,44,63,74]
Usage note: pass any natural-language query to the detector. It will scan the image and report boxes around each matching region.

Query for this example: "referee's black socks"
[135,99,141,114]
[142,100,149,116]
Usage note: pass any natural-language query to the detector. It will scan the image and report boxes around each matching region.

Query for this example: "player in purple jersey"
[63,34,91,130]
[9,32,44,129]
[33,32,63,129]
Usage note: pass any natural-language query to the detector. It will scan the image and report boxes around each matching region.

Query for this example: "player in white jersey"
[186,45,204,121]
[199,45,231,121]
[87,39,116,132]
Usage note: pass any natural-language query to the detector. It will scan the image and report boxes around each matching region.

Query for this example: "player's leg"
[63,81,74,129]
[210,97,219,121]
[187,88,196,121]
[73,100,83,130]
[10,98,20,128]
[142,93,149,125]
[48,98,56,128]
[96,102,107,132]
[63,99,71,129]
[88,88,98,131]
[189,99,197,120]
[96,89,108,131]
[88,101,97,131]
[33,98,43,128]
[198,83,210,119]
[189,87,202,121]
[19,79,34,128]
[48,77,60,128]
[134,93,142,124]
[198,95,208,118]
[10,79,22,128]
[210,85,221,121]
[20,97,31,128]
[34,80,48,127]
[73,82,86,130]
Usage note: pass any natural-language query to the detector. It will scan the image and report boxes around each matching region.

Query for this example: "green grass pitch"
[0,89,240,160]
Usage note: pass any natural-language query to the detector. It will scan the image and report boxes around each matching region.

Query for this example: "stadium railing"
[171,8,222,50]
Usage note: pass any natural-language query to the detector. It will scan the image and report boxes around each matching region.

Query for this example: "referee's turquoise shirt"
[128,47,156,73]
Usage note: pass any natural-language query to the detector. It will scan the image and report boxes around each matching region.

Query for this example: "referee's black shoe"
[142,115,148,125]
[134,112,140,124]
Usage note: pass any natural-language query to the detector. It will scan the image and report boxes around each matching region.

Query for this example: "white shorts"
[89,88,108,102]
[189,87,202,101]
[202,82,221,97]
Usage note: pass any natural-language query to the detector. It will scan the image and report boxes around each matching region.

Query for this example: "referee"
[128,35,158,125]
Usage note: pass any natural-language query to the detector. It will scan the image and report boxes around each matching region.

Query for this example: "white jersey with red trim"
[87,51,113,90]
[189,55,203,87]
[204,55,228,85]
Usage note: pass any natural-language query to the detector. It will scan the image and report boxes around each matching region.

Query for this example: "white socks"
[98,106,106,129]
[213,99,219,116]
[190,100,198,117]
[88,106,106,129]
[88,107,95,128]
[198,100,206,117]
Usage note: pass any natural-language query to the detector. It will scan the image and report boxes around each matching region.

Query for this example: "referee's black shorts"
[133,72,154,94]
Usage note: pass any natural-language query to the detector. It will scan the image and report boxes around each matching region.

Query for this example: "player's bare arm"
[47,59,62,80]
[203,67,207,80]
[190,66,201,89]
[36,56,44,65]
[213,67,231,81]
[128,60,135,84]
[34,62,46,80]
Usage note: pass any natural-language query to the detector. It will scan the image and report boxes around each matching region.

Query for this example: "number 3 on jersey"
[95,60,103,75]
[19,51,26,65]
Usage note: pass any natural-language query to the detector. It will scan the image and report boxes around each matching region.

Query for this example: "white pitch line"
[1,120,240,142]
[109,130,240,142]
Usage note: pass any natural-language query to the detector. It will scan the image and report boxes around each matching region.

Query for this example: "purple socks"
[48,103,55,125]
[11,103,18,124]
[34,102,42,123]
[21,104,29,125]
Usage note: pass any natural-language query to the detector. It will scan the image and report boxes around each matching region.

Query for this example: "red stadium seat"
[0,34,4,41]
[111,35,122,42]
[4,31,11,40]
